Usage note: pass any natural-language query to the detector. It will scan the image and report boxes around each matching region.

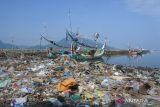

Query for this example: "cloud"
[124,0,160,16]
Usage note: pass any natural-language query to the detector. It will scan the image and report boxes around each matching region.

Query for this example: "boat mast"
[68,8,74,55]
[69,8,72,32]
[40,36,42,51]
[94,33,100,49]
[10,35,14,50]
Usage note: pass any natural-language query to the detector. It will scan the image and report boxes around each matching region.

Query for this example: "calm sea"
[102,52,160,68]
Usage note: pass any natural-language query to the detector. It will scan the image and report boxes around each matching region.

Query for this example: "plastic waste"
[32,77,44,83]
[48,98,63,106]
[71,95,81,101]
[0,54,160,106]
[148,88,157,96]
[94,90,103,98]
[88,82,96,91]
[47,62,54,67]
[84,104,90,107]
[93,99,100,106]
[57,78,76,92]
[101,79,109,87]
[114,72,119,76]
[115,98,125,106]
[14,97,27,105]
[112,65,117,71]
[103,92,112,104]
[0,69,9,77]
[14,104,25,107]
[63,71,73,78]
[0,79,11,88]
[0,92,3,97]
[20,87,33,93]
[36,70,47,77]
[85,92,93,99]
[132,82,140,92]
[54,66,64,71]
[50,78,58,84]
[31,64,45,72]
[78,86,83,94]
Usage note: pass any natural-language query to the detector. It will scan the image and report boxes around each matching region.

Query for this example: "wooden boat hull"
[71,48,105,60]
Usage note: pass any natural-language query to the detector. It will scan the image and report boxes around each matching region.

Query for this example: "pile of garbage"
[0,50,6,58]
[0,55,160,107]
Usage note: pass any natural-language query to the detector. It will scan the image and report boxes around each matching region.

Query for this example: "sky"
[0,0,160,49]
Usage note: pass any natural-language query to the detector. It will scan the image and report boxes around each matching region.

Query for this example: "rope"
[40,34,69,48]
[66,30,96,48]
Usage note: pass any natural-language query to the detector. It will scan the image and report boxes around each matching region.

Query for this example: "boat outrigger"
[40,34,69,58]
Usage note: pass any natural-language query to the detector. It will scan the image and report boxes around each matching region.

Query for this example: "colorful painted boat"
[71,40,106,60]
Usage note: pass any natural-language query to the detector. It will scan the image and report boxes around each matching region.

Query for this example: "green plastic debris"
[0,92,3,97]
[71,95,81,101]
[48,52,57,58]
[0,79,11,88]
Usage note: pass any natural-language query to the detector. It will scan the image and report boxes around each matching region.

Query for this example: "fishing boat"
[41,29,106,60]
[128,50,138,56]
[71,40,106,60]
[128,49,145,56]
